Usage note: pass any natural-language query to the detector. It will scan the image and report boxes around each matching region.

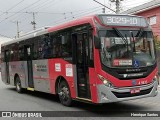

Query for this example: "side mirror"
[94,36,101,49]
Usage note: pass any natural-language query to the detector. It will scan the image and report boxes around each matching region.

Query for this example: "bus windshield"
[99,29,156,68]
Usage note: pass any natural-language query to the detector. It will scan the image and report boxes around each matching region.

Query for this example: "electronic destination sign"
[99,15,148,27]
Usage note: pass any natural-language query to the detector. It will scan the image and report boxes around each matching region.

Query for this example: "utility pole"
[102,8,105,13]
[93,0,116,13]
[31,12,36,30]
[16,21,20,38]
[102,0,105,13]
[11,21,20,38]
[26,12,37,30]
[110,0,123,14]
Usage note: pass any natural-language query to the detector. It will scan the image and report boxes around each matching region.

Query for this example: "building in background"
[122,0,160,40]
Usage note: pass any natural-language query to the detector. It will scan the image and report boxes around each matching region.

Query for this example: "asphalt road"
[0,74,160,119]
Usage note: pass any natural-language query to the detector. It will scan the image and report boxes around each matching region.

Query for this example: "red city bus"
[1,14,159,106]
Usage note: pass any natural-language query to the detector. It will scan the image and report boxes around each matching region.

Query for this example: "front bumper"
[97,80,158,103]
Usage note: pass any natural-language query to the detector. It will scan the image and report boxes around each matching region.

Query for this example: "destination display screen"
[100,15,148,27]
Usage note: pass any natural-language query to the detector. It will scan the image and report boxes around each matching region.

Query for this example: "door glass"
[27,47,31,55]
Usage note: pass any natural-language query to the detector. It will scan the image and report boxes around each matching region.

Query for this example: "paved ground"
[0,76,160,120]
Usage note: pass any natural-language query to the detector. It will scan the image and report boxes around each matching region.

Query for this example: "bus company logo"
[2,112,11,117]
[113,59,119,66]
[132,80,137,86]
[123,74,127,78]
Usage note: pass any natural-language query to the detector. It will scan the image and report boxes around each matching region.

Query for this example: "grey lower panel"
[97,80,158,103]
[1,63,7,84]
[8,61,27,88]
[34,79,51,93]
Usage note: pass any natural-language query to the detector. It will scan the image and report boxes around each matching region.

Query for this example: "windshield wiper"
[131,32,136,52]
[112,28,127,45]
[112,28,130,57]
[136,28,144,41]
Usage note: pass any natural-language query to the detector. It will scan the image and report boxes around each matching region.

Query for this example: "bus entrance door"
[24,45,34,88]
[4,50,10,84]
[72,33,91,99]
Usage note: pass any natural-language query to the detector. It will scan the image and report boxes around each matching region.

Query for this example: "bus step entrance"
[27,87,34,91]
[78,72,88,98]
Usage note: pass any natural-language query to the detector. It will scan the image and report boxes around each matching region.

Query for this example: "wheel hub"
[59,86,69,101]
[16,81,20,90]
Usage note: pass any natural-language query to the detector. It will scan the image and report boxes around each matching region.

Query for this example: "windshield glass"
[99,29,156,68]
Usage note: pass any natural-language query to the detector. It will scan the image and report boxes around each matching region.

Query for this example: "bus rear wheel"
[58,80,72,106]
[15,76,23,93]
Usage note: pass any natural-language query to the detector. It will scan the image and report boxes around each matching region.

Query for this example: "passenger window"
[27,47,31,55]
[18,47,24,60]
[50,30,72,58]
[41,35,52,59]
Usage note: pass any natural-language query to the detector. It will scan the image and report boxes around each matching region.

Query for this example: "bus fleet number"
[106,17,138,25]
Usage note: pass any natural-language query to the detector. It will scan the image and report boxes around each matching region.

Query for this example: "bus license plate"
[130,88,140,94]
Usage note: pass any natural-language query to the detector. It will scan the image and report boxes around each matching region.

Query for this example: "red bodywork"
[45,15,157,103]
[47,15,99,103]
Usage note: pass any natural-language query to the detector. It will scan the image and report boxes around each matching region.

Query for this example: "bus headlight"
[98,74,114,87]
[153,75,159,85]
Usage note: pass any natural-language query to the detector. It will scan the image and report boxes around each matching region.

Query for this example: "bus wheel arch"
[14,74,23,93]
[55,76,66,94]
[55,76,72,106]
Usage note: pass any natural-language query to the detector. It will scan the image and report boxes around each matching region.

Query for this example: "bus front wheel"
[15,76,23,93]
[58,80,72,106]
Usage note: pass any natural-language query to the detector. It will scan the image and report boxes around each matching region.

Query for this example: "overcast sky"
[0,0,152,38]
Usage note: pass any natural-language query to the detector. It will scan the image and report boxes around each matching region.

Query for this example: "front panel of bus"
[93,15,158,103]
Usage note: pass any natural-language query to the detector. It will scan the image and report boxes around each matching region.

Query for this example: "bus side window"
[40,34,52,59]
[49,29,72,59]
[4,50,10,62]
[51,34,61,58]
[61,32,72,58]
[49,33,58,58]
[27,47,31,55]
[33,37,39,60]
[18,47,24,60]
[52,37,57,57]
[11,44,19,61]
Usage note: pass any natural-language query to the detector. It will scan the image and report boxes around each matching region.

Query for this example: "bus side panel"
[93,48,102,102]
[1,62,7,84]
[9,61,27,88]
[48,59,76,98]
[89,68,98,103]
[32,59,51,93]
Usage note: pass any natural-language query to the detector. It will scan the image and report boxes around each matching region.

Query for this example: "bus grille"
[112,87,153,98]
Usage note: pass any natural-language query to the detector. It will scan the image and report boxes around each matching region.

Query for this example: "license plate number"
[130,88,140,94]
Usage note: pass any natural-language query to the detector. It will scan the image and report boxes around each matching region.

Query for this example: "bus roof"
[2,15,96,47]
[1,14,147,47]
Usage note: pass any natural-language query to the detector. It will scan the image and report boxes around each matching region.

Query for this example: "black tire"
[58,80,72,106]
[15,76,23,93]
